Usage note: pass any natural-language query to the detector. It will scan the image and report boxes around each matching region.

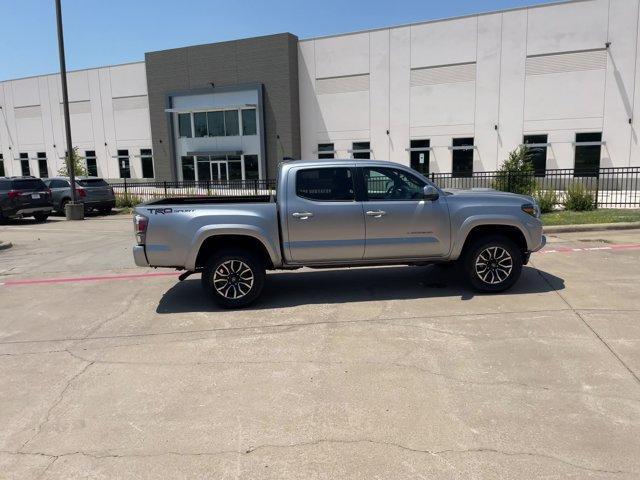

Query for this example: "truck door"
[285,165,365,263]
[360,166,450,260]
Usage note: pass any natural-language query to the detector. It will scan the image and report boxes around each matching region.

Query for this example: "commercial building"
[1,0,639,181]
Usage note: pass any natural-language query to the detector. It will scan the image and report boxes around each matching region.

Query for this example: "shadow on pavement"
[156,264,565,313]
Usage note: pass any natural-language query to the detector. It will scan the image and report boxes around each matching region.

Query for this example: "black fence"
[111,179,277,202]
[111,167,640,209]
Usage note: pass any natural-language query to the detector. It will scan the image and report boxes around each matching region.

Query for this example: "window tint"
[85,150,98,177]
[19,152,30,176]
[37,152,48,178]
[0,179,9,190]
[410,139,430,175]
[178,113,192,138]
[194,112,207,137]
[224,110,239,136]
[77,179,108,187]
[207,111,225,136]
[364,167,425,201]
[523,135,547,176]
[352,141,370,159]
[181,156,195,181]
[242,109,257,135]
[296,168,355,201]
[118,150,130,178]
[318,143,334,159]
[11,179,46,190]
[452,138,474,178]
[244,155,259,180]
[574,132,602,177]
[141,148,154,179]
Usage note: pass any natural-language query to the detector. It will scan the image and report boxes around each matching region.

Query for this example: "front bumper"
[133,245,149,267]
[531,235,547,253]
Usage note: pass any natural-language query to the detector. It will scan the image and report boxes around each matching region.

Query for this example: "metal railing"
[428,167,640,208]
[110,167,640,208]
[111,179,276,202]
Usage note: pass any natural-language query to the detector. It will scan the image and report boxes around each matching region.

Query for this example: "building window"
[242,109,257,136]
[37,152,48,178]
[452,138,474,178]
[85,150,98,176]
[409,139,430,175]
[523,135,547,176]
[207,111,225,137]
[224,110,239,136]
[20,153,30,176]
[296,168,355,201]
[117,149,130,178]
[0,154,4,176]
[574,132,602,177]
[244,155,259,180]
[352,141,370,159]
[178,113,192,138]
[194,112,208,137]
[228,155,242,180]
[181,156,195,181]
[140,149,154,179]
[318,143,334,159]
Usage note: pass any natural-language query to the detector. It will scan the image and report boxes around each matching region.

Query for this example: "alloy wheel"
[474,246,513,285]
[212,260,254,299]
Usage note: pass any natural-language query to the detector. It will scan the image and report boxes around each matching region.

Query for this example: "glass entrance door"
[210,161,228,182]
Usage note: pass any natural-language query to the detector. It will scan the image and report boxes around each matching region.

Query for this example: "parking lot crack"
[534,266,640,387]
[18,359,95,453]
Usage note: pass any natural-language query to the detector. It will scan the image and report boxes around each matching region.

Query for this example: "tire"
[33,212,49,222]
[99,207,112,215]
[59,198,70,215]
[201,250,265,308]
[462,235,523,293]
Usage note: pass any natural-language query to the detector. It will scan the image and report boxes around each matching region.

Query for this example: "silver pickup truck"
[133,159,545,308]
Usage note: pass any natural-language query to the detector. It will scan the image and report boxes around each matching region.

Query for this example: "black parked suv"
[0,177,53,222]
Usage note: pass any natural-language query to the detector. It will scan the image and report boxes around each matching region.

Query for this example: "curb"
[0,241,12,251]
[543,221,640,234]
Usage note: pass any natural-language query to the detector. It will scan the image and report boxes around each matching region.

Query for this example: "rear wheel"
[33,212,49,222]
[201,250,265,308]
[99,207,112,215]
[59,198,70,215]
[463,235,523,292]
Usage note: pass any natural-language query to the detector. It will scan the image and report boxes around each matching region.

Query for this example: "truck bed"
[144,195,273,206]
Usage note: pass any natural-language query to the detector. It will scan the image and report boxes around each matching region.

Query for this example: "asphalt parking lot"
[1,216,639,479]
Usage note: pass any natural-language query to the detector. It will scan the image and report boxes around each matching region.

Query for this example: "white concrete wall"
[299,0,640,172]
[0,62,151,179]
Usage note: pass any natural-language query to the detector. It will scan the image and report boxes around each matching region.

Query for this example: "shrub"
[57,147,88,177]
[492,146,537,196]
[533,188,558,214]
[563,183,595,211]
[116,194,143,209]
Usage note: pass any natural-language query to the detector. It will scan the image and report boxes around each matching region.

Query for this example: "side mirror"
[423,185,439,201]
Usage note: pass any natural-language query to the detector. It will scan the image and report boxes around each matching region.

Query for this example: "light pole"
[55,0,83,220]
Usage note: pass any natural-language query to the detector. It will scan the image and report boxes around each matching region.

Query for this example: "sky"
[0,0,558,80]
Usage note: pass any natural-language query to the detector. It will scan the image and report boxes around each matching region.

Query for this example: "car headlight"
[521,202,540,218]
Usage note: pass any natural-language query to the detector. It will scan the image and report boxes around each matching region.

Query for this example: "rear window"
[296,168,355,201]
[77,178,109,187]
[10,179,47,190]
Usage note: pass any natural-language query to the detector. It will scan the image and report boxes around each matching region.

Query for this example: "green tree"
[57,147,88,177]
[492,145,536,196]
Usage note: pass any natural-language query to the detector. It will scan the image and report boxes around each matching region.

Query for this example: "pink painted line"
[1,271,180,287]
[538,243,640,255]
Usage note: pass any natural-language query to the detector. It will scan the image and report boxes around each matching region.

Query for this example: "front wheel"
[463,236,523,292]
[201,250,265,308]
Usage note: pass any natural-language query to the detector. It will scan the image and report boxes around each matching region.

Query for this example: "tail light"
[134,214,148,245]
[76,187,87,198]
[8,190,20,200]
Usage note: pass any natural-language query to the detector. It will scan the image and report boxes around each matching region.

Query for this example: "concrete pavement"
[0,216,639,478]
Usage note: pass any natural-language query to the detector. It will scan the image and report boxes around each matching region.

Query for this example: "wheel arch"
[191,232,276,271]
[451,217,530,260]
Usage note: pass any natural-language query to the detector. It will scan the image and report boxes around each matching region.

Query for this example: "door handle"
[292,212,314,219]
[366,210,386,217]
